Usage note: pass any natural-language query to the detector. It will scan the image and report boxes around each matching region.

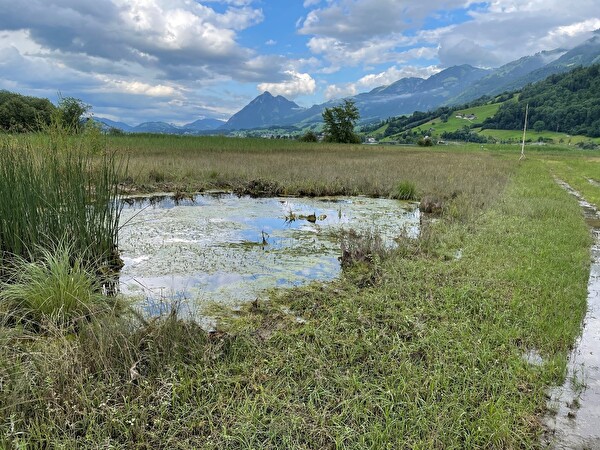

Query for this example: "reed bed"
[0,133,124,275]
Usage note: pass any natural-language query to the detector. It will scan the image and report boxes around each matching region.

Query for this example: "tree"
[0,90,55,132]
[299,130,319,142]
[57,95,90,133]
[532,120,546,132]
[322,99,361,143]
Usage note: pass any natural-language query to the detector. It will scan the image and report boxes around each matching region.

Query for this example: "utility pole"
[520,103,528,161]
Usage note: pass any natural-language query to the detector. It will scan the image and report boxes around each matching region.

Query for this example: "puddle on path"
[544,180,600,449]
[118,193,419,314]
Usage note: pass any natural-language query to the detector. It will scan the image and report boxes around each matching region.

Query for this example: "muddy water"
[118,193,419,314]
[544,181,600,449]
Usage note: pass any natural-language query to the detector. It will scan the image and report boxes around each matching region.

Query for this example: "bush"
[395,181,417,200]
[417,137,433,147]
[0,243,115,328]
[340,229,388,269]
[299,130,319,142]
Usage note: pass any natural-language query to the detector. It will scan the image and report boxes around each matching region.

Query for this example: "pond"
[118,193,419,314]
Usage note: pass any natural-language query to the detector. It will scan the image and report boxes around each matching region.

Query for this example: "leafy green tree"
[299,130,319,142]
[322,99,361,143]
[532,120,546,132]
[0,90,55,132]
[57,95,90,133]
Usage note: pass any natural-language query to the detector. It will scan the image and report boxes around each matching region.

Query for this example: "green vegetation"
[0,91,92,134]
[299,130,319,142]
[322,99,361,143]
[483,65,600,137]
[0,132,124,274]
[56,95,91,134]
[394,181,417,200]
[415,101,506,136]
[364,94,514,142]
[0,132,597,447]
[0,242,117,328]
[0,90,55,132]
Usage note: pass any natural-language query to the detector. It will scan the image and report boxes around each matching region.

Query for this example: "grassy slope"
[0,141,594,448]
[382,97,599,144]
[413,102,504,135]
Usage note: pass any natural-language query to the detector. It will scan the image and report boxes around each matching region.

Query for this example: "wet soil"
[544,180,600,449]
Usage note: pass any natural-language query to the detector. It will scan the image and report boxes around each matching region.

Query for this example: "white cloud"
[308,35,437,71]
[258,71,316,98]
[324,64,440,100]
[435,0,600,66]
[96,78,178,97]
[299,0,470,41]
[356,65,439,88]
[303,0,321,7]
[324,84,357,100]
[300,0,600,70]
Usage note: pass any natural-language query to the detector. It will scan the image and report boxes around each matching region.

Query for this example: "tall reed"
[0,133,125,276]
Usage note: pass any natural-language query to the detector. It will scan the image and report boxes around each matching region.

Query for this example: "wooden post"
[520,103,528,161]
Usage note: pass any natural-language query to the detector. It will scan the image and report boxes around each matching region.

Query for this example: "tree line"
[482,64,600,137]
[0,90,90,133]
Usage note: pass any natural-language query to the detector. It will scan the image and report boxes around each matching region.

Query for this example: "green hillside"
[376,64,600,146]
[476,128,600,145]
[483,64,600,137]
[413,101,506,135]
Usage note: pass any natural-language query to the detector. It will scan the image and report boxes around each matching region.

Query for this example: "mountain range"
[100,32,600,134]
[221,32,600,130]
[94,117,225,134]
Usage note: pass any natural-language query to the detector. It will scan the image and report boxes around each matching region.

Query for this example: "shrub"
[395,181,417,200]
[0,242,114,328]
[340,229,388,269]
[417,137,433,147]
[299,130,319,142]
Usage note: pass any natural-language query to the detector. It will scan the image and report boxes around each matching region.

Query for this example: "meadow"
[0,132,597,448]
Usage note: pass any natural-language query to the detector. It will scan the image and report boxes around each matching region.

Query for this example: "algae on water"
[118,194,419,312]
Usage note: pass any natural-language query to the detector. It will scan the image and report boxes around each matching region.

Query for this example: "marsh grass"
[0,132,124,274]
[394,180,418,200]
[0,136,595,448]
[100,135,512,201]
[0,242,118,328]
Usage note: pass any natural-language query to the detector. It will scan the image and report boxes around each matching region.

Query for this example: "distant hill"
[482,64,600,137]
[223,65,491,130]
[184,118,226,131]
[221,92,303,130]
[498,33,600,93]
[449,49,566,104]
[94,117,134,132]
[95,117,225,134]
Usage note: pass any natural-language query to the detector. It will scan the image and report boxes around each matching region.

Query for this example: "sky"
[0,0,599,125]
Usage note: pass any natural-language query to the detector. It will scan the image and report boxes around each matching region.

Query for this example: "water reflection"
[118,193,419,310]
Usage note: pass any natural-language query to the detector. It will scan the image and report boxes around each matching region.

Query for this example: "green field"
[0,134,598,448]
[414,101,504,135]
[476,128,600,144]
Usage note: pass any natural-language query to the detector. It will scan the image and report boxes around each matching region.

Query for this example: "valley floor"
[0,138,597,448]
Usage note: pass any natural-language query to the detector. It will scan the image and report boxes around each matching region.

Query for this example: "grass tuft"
[0,241,115,328]
[395,180,418,200]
